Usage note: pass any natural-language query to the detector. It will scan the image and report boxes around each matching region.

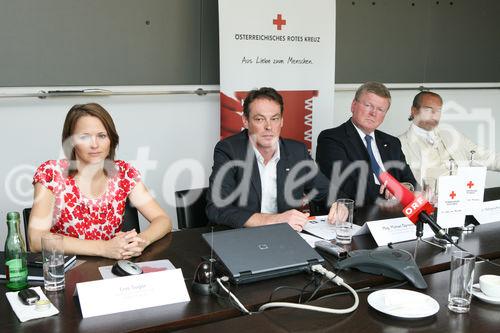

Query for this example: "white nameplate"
[353,222,370,236]
[457,166,486,215]
[77,268,190,318]
[437,175,465,228]
[364,217,434,247]
[474,200,500,225]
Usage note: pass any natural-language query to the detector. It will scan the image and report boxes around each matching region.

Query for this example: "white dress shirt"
[252,144,280,214]
[352,121,386,185]
[411,123,438,146]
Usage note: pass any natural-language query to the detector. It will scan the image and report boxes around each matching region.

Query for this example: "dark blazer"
[316,119,417,206]
[206,130,336,228]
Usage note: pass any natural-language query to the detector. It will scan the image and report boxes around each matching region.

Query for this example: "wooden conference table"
[176,259,500,333]
[2,193,500,332]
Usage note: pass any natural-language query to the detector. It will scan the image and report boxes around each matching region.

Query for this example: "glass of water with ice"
[41,233,65,291]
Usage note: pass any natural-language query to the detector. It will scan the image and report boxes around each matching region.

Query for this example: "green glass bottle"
[4,211,28,291]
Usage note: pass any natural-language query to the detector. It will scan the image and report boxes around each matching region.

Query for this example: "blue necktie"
[364,135,382,178]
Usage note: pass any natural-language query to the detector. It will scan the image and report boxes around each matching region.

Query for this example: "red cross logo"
[273,14,286,30]
[467,181,474,189]
[449,191,457,199]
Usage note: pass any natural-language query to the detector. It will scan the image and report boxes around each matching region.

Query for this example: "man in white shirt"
[398,91,500,182]
[206,87,346,231]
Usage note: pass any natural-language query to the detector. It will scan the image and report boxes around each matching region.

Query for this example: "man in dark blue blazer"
[206,87,345,230]
[316,82,417,206]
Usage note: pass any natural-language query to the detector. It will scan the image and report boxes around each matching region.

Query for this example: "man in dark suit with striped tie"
[316,82,417,206]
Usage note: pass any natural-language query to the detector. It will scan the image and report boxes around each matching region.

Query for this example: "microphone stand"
[415,218,446,251]
[388,218,446,261]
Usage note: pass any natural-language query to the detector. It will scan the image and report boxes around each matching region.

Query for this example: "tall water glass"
[335,199,354,244]
[42,233,65,291]
[448,251,475,313]
[422,177,437,206]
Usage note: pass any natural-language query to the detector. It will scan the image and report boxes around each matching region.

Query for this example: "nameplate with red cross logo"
[457,166,487,216]
[437,175,465,229]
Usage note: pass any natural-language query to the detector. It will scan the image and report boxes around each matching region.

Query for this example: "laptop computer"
[202,223,324,284]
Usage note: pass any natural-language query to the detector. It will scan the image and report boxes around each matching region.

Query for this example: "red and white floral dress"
[33,160,141,240]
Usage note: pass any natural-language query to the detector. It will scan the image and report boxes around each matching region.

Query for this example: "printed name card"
[457,166,486,215]
[474,200,500,225]
[437,175,465,228]
[363,217,434,247]
[77,268,190,318]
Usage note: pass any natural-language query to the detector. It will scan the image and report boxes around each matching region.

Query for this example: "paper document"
[299,232,324,248]
[304,215,361,240]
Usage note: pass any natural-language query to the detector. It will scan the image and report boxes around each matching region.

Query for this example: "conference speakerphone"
[335,248,427,289]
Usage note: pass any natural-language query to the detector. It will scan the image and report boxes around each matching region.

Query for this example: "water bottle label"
[5,259,28,281]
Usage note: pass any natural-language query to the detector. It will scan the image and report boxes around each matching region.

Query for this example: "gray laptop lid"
[202,223,324,283]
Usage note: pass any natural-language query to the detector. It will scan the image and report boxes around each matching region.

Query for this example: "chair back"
[122,199,140,233]
[22,208,32,251]
[22,199,140,251]
[175,187,209,229]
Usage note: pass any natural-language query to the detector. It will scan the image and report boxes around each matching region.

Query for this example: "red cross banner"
[218,0,336,151]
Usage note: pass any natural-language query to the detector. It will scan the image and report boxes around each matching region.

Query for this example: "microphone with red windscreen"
[378,172,453,242]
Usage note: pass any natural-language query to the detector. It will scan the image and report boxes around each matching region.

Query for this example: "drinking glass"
[448,251,475,313]
[335,199,354,244]
[42,234,65,291]
[422,177,437,205]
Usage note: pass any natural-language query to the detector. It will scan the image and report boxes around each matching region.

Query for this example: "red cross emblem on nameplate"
[467,181,474,189]
[273,14,286,30]
[449,191,457,199]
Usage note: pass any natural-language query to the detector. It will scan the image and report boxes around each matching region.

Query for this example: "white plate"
[367,289,440,319]
[472,284,500,305]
